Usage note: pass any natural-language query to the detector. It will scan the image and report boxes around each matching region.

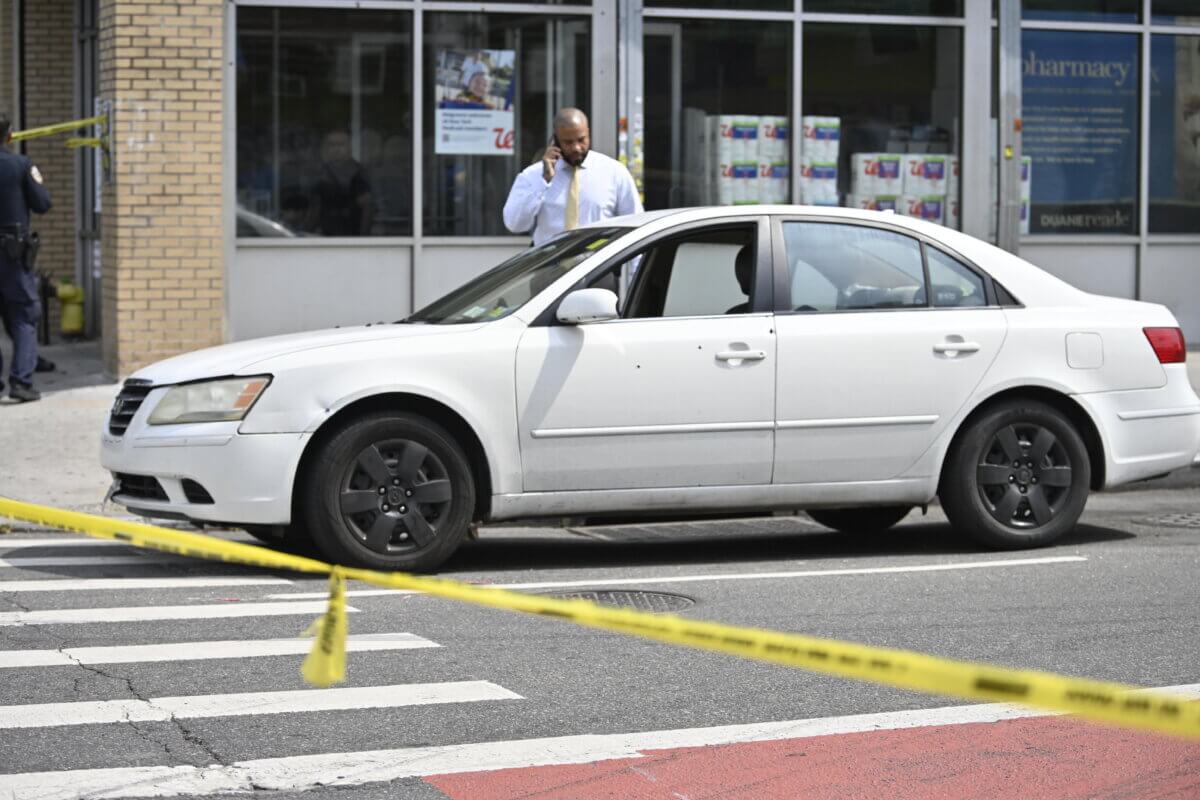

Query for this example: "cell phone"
[550,133,561,148]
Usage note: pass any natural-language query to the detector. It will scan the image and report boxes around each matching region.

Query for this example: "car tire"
[940,399,1090,549]
[302,412,475,572]
[806,506,911,533]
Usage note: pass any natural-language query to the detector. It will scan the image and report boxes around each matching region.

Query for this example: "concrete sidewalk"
[2,339,1199,519]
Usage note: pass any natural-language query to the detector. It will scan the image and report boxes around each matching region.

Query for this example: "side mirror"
[556,288,619,325]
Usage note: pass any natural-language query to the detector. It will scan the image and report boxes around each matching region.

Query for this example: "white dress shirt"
[502,150,643,246]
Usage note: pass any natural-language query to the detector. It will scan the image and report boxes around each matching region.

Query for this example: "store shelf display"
[700,113,791,206]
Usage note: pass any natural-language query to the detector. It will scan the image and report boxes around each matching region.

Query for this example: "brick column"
[0,0,13,114]
[99,0,224,377]
[22,0,76,336]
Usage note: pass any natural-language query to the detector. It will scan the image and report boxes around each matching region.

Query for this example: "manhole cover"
[541,590,695,613]
[1138,513,1200,530]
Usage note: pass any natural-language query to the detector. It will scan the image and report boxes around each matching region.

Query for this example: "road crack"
[57,649,228,768]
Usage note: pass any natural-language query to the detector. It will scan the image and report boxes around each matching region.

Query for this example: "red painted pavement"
[427,716,1200,799]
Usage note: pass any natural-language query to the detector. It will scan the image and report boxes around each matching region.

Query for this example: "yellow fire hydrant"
[55,279,85,337]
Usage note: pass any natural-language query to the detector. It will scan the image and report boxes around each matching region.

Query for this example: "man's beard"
[564,149,588,167]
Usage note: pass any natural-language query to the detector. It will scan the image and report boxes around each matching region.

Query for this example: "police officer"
[0,112,52,403]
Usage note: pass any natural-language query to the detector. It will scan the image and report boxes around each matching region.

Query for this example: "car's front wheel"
[302,412,475,572]
[806,506,911,533]
[940,399,1090,549]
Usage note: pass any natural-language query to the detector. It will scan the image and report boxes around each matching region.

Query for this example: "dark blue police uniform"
[0,144,52,394]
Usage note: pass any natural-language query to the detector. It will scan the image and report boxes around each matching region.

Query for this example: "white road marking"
[6,683,1196,799]
[0,576,293,593]
[0,537,129,550]
[267,556,1089,600]
[0,633,438,668]
[0,681,522,730]
[0,536,252,550]
[0,600,356,627]
[0,555,185,568]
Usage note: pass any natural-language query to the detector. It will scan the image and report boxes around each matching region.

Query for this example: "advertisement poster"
[1022,31,1138,233]
[435,49,515,156]
[1150,35,1200,231]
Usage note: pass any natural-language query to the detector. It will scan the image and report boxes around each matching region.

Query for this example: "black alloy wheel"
[975,423,1073,529]
[940,400,1090,549]
[304,412,475,571]
[338,438,453,554]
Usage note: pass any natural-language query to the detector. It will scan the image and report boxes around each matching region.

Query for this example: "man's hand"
[542,144,562,183]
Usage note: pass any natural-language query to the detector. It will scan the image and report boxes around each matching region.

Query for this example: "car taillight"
[1143,327,1187,364]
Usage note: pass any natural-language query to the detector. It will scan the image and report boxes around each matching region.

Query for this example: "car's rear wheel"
[302,412,475,572]
[940,399,1090,549]
[806,506,911,533]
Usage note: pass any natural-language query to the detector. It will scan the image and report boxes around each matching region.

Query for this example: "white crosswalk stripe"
[0,633,439,668]
[0,681,522,729]
[0,600,354,626]
[0,555,185,568]
[0,576,293,592]
[0,536,253,550]
[0,537,136,550]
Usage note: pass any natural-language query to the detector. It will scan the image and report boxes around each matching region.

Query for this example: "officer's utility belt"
[0,228,40,273]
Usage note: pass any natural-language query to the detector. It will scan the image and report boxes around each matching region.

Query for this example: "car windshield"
[407,227,630,324]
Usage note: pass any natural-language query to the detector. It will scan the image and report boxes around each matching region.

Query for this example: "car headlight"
[147,376,271,425]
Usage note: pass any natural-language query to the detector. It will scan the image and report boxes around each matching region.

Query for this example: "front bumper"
[100,405,308,525]
[1073,364,1200,488]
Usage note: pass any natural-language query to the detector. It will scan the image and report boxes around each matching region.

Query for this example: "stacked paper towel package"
[849,153,959,228]
[799,116,841,206]
[698,113,1033,233]
[849,152,1032,232]
[706,114,790,205]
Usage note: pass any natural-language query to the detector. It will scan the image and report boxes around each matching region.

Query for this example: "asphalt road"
[0,485,1198,798]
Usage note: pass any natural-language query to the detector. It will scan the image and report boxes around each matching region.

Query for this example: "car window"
[926,246,986,307]
[606,225,757,319]
[409,227,629,324]
[661,242,748,317]
[782,222,925,311]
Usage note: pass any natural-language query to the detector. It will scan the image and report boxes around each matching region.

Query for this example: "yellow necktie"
[564,166,581,230]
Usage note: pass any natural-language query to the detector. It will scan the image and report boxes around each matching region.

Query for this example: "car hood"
[130,323,482,385]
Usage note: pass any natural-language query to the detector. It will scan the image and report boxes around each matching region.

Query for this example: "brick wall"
[23,0,76,335]
[99,0,224,376]
[0,0,13,116]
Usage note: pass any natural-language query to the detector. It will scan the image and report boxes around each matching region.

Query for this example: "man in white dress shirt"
[503,108,642,246]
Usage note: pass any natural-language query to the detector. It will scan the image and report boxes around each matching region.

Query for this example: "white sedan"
[101,206,1200,571]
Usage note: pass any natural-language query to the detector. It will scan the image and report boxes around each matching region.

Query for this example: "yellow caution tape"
[302,570,348,687]
[1,496,1198,739]
[11,114,108,143]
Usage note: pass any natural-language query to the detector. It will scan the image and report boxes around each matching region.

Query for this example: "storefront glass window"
[236,9,413,238]
[1153,2,1200,26]
[1023,1,1139,24]
[423,13,590,236]
[642,20,791,211]
[1022,30,1139,234]
[803,1,962,15]
[647,1,791,10]
[802,24,962,229]
[1150,35,1200,233]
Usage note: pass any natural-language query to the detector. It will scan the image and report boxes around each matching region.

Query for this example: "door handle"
[933,341,981,354]
[716,350,766,362]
